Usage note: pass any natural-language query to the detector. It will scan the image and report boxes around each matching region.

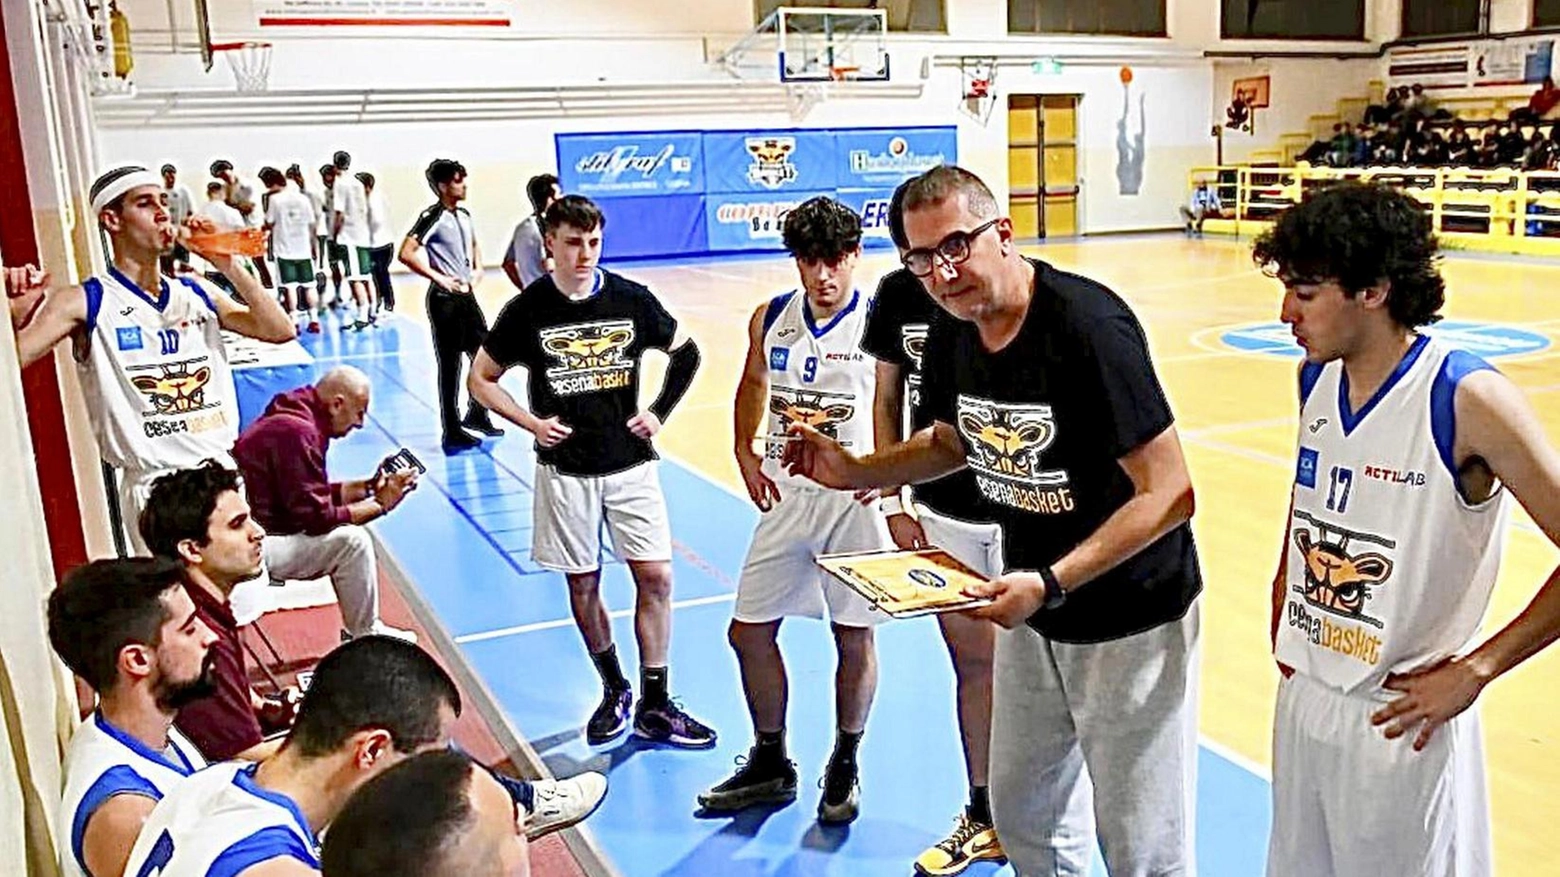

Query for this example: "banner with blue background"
[557,125,955,258]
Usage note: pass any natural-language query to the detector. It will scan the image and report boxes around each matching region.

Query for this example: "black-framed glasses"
[901,219,1000,277]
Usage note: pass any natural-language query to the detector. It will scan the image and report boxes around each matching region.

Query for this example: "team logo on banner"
[746,137,799,190]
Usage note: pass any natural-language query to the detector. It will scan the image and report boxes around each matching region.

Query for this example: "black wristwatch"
[1039,566,1066,610]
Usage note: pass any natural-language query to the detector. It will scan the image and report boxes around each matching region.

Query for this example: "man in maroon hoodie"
[233,366,419,641]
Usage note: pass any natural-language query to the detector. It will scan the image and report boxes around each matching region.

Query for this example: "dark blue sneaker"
[633,699,717,749]
[586,686,632,744]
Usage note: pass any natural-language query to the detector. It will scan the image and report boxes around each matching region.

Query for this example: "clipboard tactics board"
[816,548,993,619]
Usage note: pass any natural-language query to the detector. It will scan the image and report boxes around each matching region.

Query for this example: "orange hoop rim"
[209,41,273,54]
[829,65,861,82]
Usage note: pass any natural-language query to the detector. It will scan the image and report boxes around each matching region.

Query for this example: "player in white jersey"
[124,636,464,877]
[48,557,216,877]
[261,167,322,334]
[700,197,890,824]
[1256,182,1560,876]
[329,150,377,327]
[322,750,530,877]
[5,165,295,554]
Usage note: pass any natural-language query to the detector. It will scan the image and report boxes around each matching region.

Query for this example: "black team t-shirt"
[482,269,677,476]
[860,268,989,523]
[919,258,1202,643]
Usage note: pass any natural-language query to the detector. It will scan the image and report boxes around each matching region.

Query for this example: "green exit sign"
[1032,58,1063,75]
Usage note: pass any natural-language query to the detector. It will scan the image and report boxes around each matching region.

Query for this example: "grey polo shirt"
[408,203,475,283]
[504,214,547,289]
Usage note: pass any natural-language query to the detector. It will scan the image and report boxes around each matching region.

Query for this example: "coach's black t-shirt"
[860,268,989,523]
[919,258,1201,643]
[483,269,677,476]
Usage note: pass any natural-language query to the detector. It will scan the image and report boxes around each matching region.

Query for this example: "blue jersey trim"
[1339,333,1430,435]
[230,764,318,856]
[204,826,320,877]
[1299,361,1323,407]
[83,277,105,335]
[804,290,859,339]
[72,766,161,874]
[92,711,197,775]
[1431,350,1497,489]
[108,266,171,313]
[179,276,217,314]
[762,290,796,333]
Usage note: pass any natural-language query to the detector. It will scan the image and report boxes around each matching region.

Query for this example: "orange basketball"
[1120,66,1134,85]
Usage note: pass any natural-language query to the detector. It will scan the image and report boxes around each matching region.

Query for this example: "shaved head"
[317,367,372,438]
[318,366,370,399]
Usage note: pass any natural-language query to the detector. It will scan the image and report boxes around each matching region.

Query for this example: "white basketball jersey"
[265,187,316,261]
[333,175,371,247]
[1276,335,1509,694]
[760,289,876,488]
[58,713,204,877]
[76,269,239,474]
[124,762,321,877]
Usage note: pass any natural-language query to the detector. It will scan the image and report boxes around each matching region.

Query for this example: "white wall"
[116,0,1560,238]
[1211,58,1379,162]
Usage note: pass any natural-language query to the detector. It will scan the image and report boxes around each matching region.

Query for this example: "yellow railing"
[1186,165,1560,256]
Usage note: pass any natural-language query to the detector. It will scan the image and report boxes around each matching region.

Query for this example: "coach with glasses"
[786,164,1202,875]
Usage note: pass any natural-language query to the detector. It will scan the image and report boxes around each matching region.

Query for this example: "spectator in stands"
[1446,124,1473,166]
[232,366,421,644]
[1180,181,1223,236]
[1298,136,1331,166]
[1352,126,1377,166]
[1524,129,1557,170]
[1476,128,1501,167]
[1403,83,1432,118]
[1499,123,1528,166]
[1328,123,1358,167]
[322,750,530,877]
[50,557,214,877]
[1529,77,1560,120]
[139,461,282,764]
[1363,87,1398,127]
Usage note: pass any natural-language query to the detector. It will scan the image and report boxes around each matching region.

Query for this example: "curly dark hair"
[781,196,862,262]
[1252,181,1445,328]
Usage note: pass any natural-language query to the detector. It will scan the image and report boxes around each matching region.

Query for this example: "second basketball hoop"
[211,41,273,92]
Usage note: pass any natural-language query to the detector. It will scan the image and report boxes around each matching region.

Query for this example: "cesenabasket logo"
[955,395,1074,515]
[1286,510,1395,665]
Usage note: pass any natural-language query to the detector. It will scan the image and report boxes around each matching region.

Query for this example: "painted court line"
[454,592,738,645]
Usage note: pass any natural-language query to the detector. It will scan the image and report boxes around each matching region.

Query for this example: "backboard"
[776,7,889,83]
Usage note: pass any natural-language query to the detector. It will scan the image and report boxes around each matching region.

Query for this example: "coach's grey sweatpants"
[991,602,1201,877]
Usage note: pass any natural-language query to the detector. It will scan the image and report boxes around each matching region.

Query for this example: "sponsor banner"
[703,130,836,194]
[1472,37,1554,86]
[834,128,955,188]
[596,195,707,260]
[1386,45,1470,89]
[704,190,831,252]
[556,132,703,199]
[258,1,511,27]
[833,188,897,244]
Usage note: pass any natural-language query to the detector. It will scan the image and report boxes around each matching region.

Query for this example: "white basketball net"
[219,42,272,92]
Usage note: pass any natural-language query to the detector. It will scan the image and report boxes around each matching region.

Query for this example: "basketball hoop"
[211,41,272,92]
[958,57,998,125]
[829,66,860,82]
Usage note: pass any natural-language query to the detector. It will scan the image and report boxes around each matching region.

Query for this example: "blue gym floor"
[233,311,1272,877]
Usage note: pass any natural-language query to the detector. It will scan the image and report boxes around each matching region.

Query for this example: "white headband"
[90,167,165,214]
